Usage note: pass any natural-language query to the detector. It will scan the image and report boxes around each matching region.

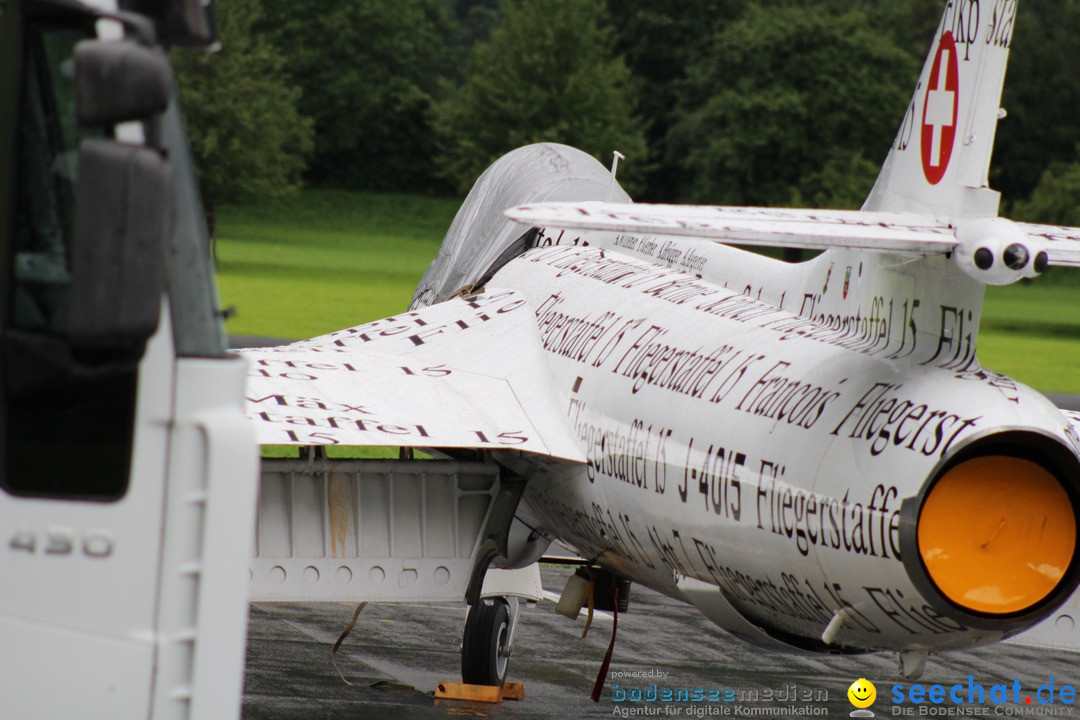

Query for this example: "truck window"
[14,24,86,332]
[0,8,137,501]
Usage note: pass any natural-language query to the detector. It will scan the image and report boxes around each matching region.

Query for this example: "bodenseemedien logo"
[849,678,878,717]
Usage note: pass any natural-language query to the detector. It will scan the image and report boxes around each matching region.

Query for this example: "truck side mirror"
[75,39,171,126]
[66,39,174,354]
[118,0,219,48]
[67,139,172,352]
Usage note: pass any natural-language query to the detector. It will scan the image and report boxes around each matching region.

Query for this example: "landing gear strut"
[461,596,519,686]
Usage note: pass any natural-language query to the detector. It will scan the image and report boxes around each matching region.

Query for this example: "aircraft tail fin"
[863,1,1018,221]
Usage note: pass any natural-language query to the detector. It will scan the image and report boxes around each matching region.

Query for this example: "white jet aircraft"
[242,0,1080,686]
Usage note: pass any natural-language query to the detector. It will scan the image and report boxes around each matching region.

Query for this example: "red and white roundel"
[921,32,960,185]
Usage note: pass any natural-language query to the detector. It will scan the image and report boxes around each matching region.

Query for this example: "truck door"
[0,2,176,717]
[0,2,257,718]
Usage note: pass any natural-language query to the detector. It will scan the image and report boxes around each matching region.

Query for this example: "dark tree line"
[175,0,1080,223]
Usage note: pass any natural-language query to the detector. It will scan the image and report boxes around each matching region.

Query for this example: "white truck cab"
[0,1,258,717]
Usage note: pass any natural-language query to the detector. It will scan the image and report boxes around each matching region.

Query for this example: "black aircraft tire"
[461,598,510,686]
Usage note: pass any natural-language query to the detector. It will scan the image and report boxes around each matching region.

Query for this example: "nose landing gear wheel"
[461,598,511,686]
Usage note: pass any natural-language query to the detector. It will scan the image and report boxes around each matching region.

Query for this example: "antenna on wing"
[607,151,625,203]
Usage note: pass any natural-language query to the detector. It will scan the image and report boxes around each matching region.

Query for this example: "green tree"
[450,0,500,68]
[258,0,452,191]
[840,0,943,58]
[433,0,647,195]
[666,4,917,208]
[173,0,312,207]
[605,0,740,201]
[994,0,1080,206]
[1013,149,1080,227]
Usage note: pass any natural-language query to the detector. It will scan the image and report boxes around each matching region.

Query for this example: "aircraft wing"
[506,201,957,253]
[1015,223,1080,267]
[238,289,585,463]
[507,202,1080,267]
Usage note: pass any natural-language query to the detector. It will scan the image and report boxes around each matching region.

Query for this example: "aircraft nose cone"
[917,455,1076,615]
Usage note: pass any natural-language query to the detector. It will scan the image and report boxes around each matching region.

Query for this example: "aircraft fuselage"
[496,234,1080,653]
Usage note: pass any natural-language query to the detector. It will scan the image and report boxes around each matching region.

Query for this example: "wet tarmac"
[243,566,1080,719]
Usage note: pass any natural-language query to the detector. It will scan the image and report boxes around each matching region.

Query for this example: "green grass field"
[216,190,1080,393]
[215,190,459,339]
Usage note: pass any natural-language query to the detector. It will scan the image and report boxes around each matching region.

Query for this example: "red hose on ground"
[591,587,619,702]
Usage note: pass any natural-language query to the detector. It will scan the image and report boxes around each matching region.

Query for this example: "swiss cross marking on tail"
[921,32,960,185]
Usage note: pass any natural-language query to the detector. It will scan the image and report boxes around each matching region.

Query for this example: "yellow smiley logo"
[848,678,877,709]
